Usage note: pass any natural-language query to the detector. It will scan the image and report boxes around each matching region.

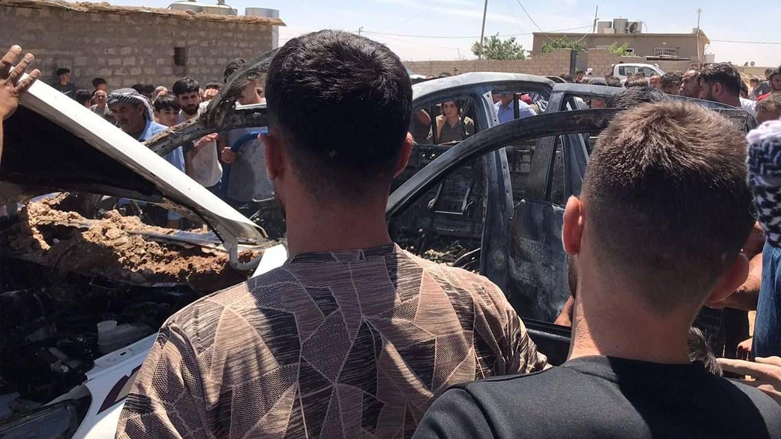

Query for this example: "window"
[174,47,188,67]
[654,47,679,57]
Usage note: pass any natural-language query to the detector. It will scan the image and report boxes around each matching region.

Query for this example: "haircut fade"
[583,101,753,313]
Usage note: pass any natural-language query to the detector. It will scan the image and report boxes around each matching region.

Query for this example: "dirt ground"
[1,195,263,293]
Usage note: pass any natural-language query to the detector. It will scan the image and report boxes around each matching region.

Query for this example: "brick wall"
[0,5,274,90]
[403,49,573,77]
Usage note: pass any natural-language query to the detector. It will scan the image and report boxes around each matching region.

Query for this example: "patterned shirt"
[116,244,547,439]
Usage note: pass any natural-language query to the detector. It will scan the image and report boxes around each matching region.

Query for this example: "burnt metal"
[145,48,279,157]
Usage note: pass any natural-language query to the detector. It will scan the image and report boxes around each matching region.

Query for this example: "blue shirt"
[136,119,185,221]
[495,100,537,124]
[753,242,781,358]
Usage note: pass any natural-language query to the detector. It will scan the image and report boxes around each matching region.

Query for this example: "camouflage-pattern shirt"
[116,244,547,439]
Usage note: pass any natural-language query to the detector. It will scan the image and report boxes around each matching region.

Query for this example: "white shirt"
[179,107,223,188]
[741,97,758,117]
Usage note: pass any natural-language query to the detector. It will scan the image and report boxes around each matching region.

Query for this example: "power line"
[513,0,546,34]
[710,39,781,45]
[361,25,592,40]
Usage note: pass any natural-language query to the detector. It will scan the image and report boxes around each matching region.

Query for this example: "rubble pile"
[1,196,260,293]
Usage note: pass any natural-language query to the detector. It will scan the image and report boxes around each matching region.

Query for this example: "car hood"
[0,78,266,248]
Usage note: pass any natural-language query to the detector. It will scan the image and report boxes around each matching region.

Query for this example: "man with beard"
[172,77,222,195]
[699,63,758,127]
[107,88,185,228]
[680,69,700,98]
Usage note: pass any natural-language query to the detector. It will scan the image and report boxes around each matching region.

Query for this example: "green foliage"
[472,34,526,60]
[540,37,586,54]
[607,42,632,56]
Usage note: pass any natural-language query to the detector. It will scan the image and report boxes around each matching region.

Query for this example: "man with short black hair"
[53,67,75,97]
[153,94,181,127]
[660,71,682,95]
[91,77,107,93]
[74,89,91,108]
[414,101,781,439]
[575,70,585,83]
[172,77,222,195]
[700,62,757,117]
[680,68,700,98]
[117,30,546,439]
[605,86,668,109]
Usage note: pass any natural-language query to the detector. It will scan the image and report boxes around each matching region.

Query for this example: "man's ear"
[393,133,414,178]
[562,196,584,256]
[261,131,284,181]
[713,82,724,98]
[705,253,750,307]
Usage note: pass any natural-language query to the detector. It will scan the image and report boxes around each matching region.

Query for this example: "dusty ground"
[1,195,263,293]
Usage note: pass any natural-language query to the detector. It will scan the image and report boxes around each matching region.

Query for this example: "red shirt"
[758,92,774,101]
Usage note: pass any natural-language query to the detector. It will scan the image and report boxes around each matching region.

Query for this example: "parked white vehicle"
[0,78,287,438]
[611,63,665,83]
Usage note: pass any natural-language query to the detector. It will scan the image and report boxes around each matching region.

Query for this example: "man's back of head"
[581,101,753,314]
[413,102,781,439]
[265,29,412,203]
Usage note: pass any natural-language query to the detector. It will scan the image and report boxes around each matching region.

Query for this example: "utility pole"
[592,5,599,33]
[696,9,702,65]
[358,26,363,36]
[478,0,488,60]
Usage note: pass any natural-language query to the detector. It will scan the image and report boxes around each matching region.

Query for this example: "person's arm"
[412,388,495,439]
[116,323,210,438]
[0,45,40,162]
[718,356,781,405]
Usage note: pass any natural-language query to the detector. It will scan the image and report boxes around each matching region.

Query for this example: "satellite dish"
[751,61,756,67]
[628,22,638,33]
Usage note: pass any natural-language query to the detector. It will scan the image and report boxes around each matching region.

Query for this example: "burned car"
[0,78,286,438]
[389,77,751,365]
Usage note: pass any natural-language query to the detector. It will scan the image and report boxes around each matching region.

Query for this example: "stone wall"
[404,49,573,77]
[403,48,696,80]
[0,5,274,90]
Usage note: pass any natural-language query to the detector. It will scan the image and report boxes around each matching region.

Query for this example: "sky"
[93,0,780,66]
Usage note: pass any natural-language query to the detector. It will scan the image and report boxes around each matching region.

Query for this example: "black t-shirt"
[414,356,781,439]
[52,82,76,98]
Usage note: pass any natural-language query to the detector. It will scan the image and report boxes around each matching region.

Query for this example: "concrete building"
[532,18,709,63]
[0,0,284,91]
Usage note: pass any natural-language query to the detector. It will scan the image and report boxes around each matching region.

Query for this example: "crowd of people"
[3,35,781,438]
[45,58,273,227]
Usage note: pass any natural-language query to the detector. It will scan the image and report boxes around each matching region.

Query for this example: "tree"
[472,34,526,60]
[607,42,632,56]
[540,37,586,54]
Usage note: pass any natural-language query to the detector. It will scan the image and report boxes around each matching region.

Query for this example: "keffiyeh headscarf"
[747,120,781,247]
[107,88,154,121]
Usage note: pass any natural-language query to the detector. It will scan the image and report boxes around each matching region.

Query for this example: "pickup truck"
[611,62,665,83]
